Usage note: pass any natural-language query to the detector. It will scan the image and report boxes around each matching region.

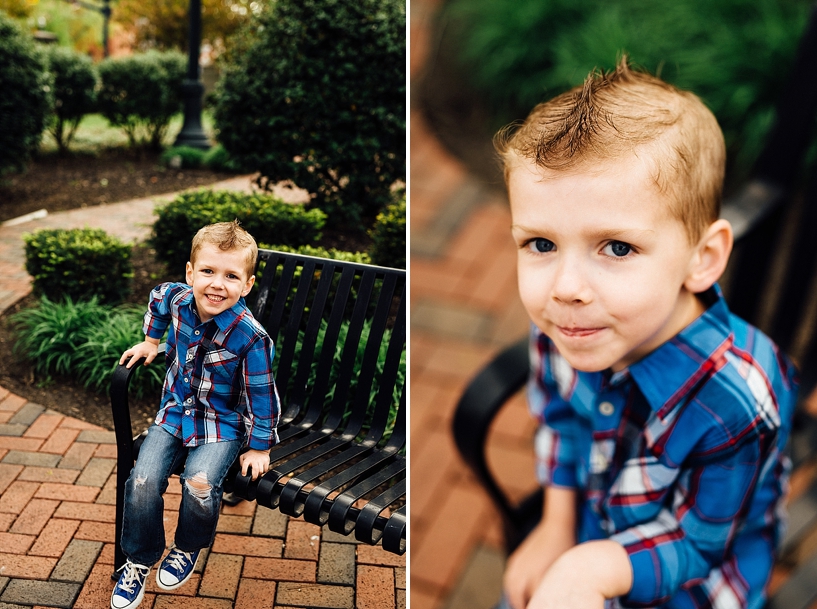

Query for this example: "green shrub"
[203,144,241,172]
[369,194,405,269]
[445,0,811,180]
[262,244,371,265]
[0,11,52,173]
[213,0,406,225]
[46,46,97,154]
[150,190,327,272]
[97,50,186,149]
[11,297,163,398]
[23,228,133,305]
[161,145,206,169]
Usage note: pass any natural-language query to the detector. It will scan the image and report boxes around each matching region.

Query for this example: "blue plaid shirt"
[143,282,281,451]
[529,285,798,608]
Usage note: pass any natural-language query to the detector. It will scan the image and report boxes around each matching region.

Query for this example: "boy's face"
[509,156,705,372]
[185,243,255,323]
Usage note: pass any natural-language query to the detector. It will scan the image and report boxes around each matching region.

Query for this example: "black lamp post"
[173,0,210,149]
[69,0,112,57]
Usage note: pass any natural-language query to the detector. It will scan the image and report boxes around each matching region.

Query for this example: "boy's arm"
[120,283,176,368]
[504,486,577,609]
[120,337,161,368]
[240,334,281,451]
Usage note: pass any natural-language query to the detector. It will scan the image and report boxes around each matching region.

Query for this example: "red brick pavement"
[0,387,405,608]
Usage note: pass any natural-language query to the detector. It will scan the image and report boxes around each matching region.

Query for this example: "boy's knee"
[185,472,212,501]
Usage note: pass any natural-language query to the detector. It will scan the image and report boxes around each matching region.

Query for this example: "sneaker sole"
[155,564,196,591]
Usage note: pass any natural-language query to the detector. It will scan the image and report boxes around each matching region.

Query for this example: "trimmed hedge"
[369,195,405,269]
[23,228,133,305]
[150,190,327,272]
[97,50,186,149]
[0,11,51,173]
[260,243,371,265]
[46,46,97,153]
[213,0,406,225]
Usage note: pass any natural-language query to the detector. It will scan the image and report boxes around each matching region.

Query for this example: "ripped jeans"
[120,424,241,566]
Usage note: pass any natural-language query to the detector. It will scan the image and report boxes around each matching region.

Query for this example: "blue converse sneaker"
[110,560,150,609]
[155,546,201,590]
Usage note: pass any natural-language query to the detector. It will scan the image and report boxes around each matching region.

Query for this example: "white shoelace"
[164,548,195,572]
[117,561,150,594]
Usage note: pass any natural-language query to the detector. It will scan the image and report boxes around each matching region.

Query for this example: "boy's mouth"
[205,294,226,304]
[558,326,604,338]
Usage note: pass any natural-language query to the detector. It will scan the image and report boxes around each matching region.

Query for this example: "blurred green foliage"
[23,228,133,305]
[445,0,812,179]
[97,50,186,149]
[150,189,327,272]
[369,193,405,269]
[213,0,406,225]
[46,45,97,153]
[0,10,51,173]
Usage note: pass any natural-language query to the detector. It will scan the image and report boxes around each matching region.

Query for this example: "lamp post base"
[173,79,210,150]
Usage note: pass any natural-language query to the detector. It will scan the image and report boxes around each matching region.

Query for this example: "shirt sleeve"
[528,326,580,489]
[143,283,175,340]
[610,429,776,607]
[240,334,281,451]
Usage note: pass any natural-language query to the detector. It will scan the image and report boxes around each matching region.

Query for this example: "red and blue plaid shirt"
[529,285,798,608]
[143,282,281,451]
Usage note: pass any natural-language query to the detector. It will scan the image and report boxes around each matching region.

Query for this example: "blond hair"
[190,220,258,277]
[495,58,726,243]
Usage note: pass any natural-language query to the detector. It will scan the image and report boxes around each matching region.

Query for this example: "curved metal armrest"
[720,179,786,241]
[110,343,166,575]
[451,337,529,523]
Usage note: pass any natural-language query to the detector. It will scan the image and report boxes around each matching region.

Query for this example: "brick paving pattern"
[0,177,402,606]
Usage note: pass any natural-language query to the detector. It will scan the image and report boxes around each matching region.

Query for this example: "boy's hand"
[239,449,270,481]
[527,540,632,609]
[504,517,576,609]
[119,338,160,369]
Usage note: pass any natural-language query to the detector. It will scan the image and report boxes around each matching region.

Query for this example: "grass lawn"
[40,111,219,154]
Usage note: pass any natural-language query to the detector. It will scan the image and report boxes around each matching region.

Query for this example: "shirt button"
[194,330,201,335]
[184,378,189,383]
[186,398,193,404]
[185,410,191,415]
[599,401,615,416]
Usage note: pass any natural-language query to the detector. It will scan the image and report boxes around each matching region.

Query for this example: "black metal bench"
[109,249,406,577]
[452,4,817,608]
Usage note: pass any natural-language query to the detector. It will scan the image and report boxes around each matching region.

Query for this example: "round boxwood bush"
[23,228,133,305]
[445,0,811,179]
[46,46,97,153]
[150,189,327,272]
[97,50,186,149]
[369,194,405,269]
[213,0,406,225]
[0,10,52,173]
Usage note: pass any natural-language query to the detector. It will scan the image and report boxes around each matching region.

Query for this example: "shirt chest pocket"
[202,348,240,382]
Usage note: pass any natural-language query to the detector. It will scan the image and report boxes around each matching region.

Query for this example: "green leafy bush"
[97,50,186,149]
[161,145,206,169]
[445,0,811,178]
[150,190,327,272]
[369,194,405,269]
[213,0,406,225]
[262,244,371,265]
[0,10,52,173]
[46,46,97,154]
[203,144,241,172]
[11,297,163,398]
[23,228,133,305]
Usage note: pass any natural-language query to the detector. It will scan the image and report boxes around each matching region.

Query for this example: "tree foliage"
[46,46,97,153]
[213,0,406,225]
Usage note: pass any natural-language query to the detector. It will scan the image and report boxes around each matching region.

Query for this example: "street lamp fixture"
[173,0,211,149]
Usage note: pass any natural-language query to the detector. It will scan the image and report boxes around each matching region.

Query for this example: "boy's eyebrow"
[511,224,655,241]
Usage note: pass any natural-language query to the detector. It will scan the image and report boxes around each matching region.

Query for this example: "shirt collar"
[626,284,733,419]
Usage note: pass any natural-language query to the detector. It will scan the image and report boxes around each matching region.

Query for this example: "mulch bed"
[0,148,373,432]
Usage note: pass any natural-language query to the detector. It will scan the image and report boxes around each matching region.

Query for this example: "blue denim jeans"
[120,424,241,566]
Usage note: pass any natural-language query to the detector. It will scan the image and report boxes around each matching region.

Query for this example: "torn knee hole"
[134,476,147,487]
[185,473,211,500]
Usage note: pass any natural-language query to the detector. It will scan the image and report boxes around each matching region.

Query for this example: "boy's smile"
[185,244,255,323]
[509,155,707,373]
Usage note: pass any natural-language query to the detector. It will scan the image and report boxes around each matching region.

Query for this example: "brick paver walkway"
[0,178,404,607]
[410,2,537,608]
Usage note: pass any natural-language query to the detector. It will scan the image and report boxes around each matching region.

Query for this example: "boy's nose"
[551,255,592,304]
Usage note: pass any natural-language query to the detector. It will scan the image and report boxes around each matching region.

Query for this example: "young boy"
[110,221,280,609]
[497,59,798,609]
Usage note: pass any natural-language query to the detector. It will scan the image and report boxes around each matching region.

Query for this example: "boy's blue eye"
[605,241,632,257]
[531,238,554,253]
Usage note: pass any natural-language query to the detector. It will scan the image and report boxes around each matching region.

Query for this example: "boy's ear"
[684,219,734,293]
[185,261,193,284]
[242,275,256,297]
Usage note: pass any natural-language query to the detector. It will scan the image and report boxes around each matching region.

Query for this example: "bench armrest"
[452,337,529,525]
